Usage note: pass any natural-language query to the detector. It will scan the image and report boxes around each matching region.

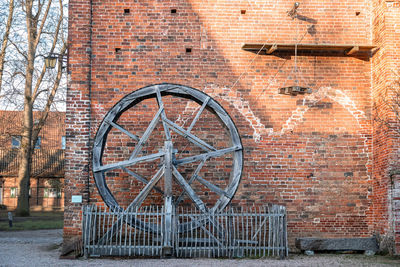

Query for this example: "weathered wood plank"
[187,96,210,133]
[345,46,360,55]
[163,117,216,151]
[175,158,207,206]
[129,107,163,160]
[172,166,207,213]
[175,146,241,166]
[295,237,378,252]
[242,43,377,53]
[196,175,228,197]
[93,151,164,173]
[266,44,277,54]
[122,167,164,194]
[155,85,172,141]
[105,119,139,141]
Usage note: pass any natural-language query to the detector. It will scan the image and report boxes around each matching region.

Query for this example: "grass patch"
[29,211,63,217]
[0,210,63,231]
[0,219,63,231]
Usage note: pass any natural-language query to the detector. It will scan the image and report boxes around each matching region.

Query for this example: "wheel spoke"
[187,96,210,133]
[196,175,228,197]
[164,117,216,152]
[122,167,164,195]
[172,166,207,213]
[93,151,165,173]
[175,145,242,166]
[126,167,165,209]
[105,119,139,141]
[129,107,163,160]
[175,158,207,206]
[155,85,172,141]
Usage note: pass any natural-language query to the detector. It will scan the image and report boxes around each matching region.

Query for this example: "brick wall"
[66,0,400,252]
[64,0,92,238]
[371,0,400,254]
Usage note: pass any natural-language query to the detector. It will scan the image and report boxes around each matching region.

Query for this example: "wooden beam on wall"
[266,44,278,54]
[346,46,360,55]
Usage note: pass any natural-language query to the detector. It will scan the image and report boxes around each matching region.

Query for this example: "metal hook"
[287,2,300,19]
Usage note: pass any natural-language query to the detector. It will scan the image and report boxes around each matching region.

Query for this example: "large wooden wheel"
[92,83,243,233]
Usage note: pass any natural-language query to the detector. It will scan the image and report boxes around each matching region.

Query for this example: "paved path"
[0,229,398,266]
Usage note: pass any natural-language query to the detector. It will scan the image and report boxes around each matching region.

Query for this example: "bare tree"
[0,0,67,216]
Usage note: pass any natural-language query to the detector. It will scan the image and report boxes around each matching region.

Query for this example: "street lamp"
[44,55,58,69]
[44,52,67,69]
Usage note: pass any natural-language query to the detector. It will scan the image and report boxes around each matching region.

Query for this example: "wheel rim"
[92,83,243,233]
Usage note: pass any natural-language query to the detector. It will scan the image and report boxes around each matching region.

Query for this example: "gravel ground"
[0,229,399,267]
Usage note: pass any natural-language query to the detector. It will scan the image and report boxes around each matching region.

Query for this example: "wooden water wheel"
[92,83,243,233]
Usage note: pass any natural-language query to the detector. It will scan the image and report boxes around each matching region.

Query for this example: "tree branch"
[31,42,66,149]
[32,0,62,101]
[0,0,15,94]
[34,0,52,49]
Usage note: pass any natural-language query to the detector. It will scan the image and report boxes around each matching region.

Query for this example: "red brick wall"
[64,0,92,238]
[383,5,400,254]
[65,0,399,252]
[371,0,400,254]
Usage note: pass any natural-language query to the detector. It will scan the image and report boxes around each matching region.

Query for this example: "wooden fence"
[82,204,288,258]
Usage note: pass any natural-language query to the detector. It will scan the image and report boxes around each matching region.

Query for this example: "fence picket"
[263,206,266,257]
[93,205,98,255]
[88,205,93,255]
[82,206,88,258]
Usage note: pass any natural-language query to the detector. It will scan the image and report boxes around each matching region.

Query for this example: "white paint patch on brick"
[174,102,199,128]
[280,87,367,135]
[175,84,272,142]
[278,87,372,183]
[328,89,367,122]
[177,85,369,147]
[203,84,272,142]
[280,105,310,135]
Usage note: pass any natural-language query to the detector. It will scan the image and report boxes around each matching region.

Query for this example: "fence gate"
[85,84,288,258]
[82,204,288,258]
